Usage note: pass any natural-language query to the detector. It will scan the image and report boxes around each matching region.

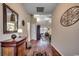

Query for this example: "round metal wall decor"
[60,6,79,27]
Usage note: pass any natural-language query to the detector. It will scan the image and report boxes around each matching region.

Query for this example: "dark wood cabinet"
[0,37,26,56]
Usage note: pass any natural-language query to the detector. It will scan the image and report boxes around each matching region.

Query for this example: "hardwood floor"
[26,39,61,56]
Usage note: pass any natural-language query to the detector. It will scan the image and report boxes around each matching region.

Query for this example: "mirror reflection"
[3,3,18,33]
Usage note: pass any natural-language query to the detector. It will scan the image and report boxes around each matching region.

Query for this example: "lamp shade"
[18,29,23,33]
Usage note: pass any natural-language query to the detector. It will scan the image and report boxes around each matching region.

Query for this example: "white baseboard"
[51,43,63,56]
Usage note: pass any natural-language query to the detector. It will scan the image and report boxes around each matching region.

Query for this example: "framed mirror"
[3,3,18,34]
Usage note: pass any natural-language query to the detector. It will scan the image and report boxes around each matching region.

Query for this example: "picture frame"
[22,20,25,26]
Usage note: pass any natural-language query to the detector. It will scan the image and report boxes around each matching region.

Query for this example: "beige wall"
[0,3,31,55]
[30,17,37,40]
[51,3,79,56]
[0,3,31,40]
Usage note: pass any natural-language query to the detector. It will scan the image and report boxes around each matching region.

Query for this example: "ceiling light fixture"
[37,18,41,22]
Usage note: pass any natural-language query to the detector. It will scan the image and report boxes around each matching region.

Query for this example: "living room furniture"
[0,37,26,56]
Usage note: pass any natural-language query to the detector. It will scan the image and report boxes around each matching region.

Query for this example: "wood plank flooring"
[26,39,61,56]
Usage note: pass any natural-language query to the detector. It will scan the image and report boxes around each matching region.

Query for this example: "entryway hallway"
[0,3,79,56]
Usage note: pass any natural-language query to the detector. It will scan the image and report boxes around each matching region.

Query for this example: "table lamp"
[18,28,23,38]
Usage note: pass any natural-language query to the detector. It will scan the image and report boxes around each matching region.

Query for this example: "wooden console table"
[0,37,26,56]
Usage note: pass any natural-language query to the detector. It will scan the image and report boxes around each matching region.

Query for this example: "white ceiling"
[22,3,57,15]
[22,3,58,28]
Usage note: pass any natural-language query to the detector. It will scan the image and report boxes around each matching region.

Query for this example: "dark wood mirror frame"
[3,3,18,34]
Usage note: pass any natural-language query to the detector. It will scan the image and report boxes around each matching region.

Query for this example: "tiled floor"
[26,39,54,56]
